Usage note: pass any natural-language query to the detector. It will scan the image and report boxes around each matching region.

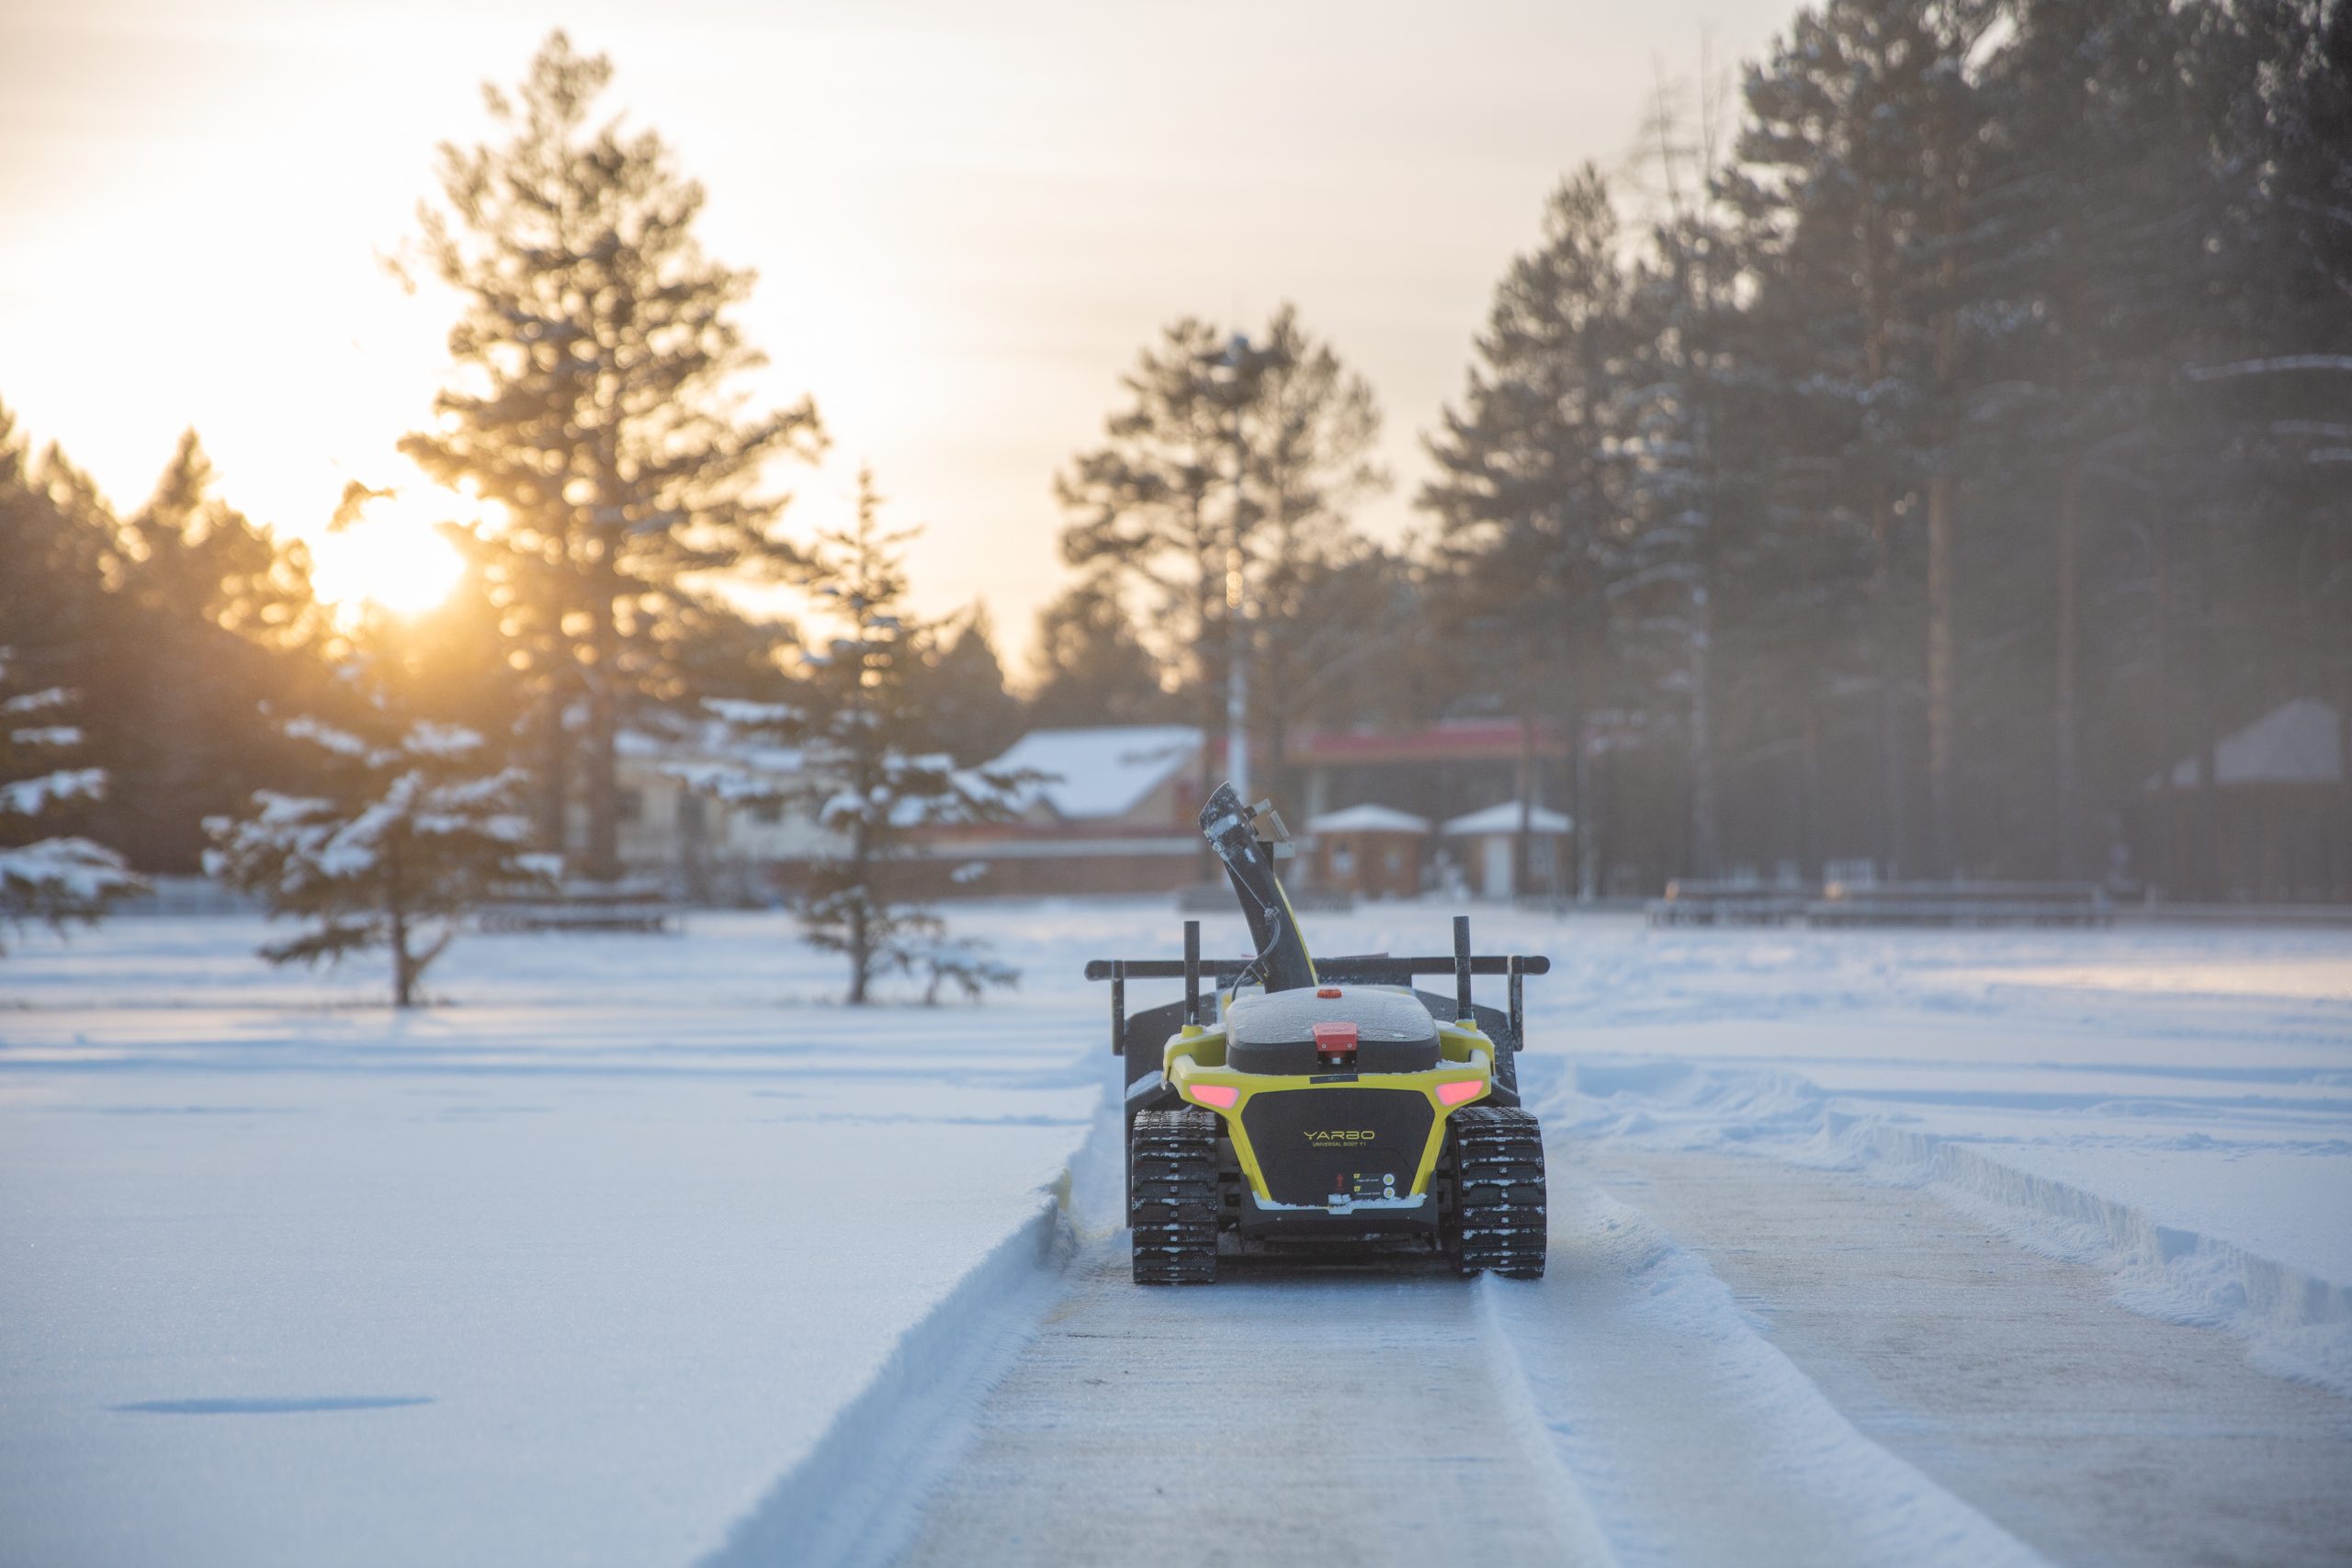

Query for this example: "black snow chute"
[1198,782,1317,993]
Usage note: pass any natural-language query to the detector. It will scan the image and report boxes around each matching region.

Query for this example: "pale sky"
[1,0,1798,668]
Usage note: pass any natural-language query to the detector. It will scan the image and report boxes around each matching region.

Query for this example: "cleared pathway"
[878,1139,2352,1568]
[890,1243,1602,1568]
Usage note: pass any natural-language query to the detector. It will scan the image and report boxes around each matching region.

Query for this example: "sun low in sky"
[1,0,1796,655]
[304,485,470,620]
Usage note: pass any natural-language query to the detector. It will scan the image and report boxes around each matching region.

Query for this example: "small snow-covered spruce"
[205,716,555,1007]
[699,470,1033,1005]
[0,651,143,952]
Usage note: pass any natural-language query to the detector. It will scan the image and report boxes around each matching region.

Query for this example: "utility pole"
[1223,333,1251,802]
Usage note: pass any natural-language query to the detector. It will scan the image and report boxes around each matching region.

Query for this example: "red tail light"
[1437,1079,1485,1106]
[1191,1082,1239,1110]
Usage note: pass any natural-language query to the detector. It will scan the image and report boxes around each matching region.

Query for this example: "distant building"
[2141,698,2348,901]
[914,726,1209,896]
[1440,801,1573,899]
[607,719,836,901]
[1303,804,1430,899]
[1286,718,1567,826]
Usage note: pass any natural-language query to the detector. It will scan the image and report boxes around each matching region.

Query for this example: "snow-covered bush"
[206,715,554,1007]
[0,652,143,952]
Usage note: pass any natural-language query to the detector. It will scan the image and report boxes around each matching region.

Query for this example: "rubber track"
[1130,1109,1219,1284]
[1453,1106,1547,1279]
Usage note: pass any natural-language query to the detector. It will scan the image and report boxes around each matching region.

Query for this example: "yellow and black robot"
[1089,783,1549,1284]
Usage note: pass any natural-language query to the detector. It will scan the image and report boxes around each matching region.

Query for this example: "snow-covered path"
[889,1241,1600,1568]
[862,1136,2347,1568]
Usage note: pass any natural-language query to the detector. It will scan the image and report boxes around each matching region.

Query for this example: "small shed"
[1305,804,1431,898]
[1441,801,1573,899]
[2143,698,2347,900]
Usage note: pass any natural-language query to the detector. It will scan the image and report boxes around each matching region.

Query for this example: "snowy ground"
[2,902,2347,1566]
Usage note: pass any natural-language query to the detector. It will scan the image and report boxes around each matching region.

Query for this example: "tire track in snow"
[884,1238,1612,1568]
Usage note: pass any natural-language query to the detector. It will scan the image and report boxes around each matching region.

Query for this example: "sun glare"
[309,497,468,618]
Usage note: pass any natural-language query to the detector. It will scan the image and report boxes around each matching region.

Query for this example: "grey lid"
[1225,985,1439,1046]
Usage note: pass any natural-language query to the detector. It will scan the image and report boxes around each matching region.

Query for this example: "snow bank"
[1557,1058,2352,1396]
[698,1084,1125,1568]
[1481,1179,2052,1568]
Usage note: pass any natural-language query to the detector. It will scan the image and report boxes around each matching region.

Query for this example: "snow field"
[4,901,2346,1565]
[0,908,1139,1568]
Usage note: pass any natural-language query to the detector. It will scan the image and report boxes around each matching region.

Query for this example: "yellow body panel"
[1161,996,1493,1202]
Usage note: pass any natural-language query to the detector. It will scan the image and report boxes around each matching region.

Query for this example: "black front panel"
[1239,1088,1435,1206]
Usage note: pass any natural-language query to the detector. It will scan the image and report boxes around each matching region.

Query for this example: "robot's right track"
[1452,1106,1548,1279]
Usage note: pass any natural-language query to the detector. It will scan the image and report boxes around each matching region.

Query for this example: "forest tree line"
[6,0,2349,915]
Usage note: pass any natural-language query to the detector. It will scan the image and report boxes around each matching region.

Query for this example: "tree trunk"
[1513,706,1535,899]
[2188,512,2221,901]
[2152,506,2179,897]
[2052,286,2084,882]
[581,531,622,884]
[1863,201,1904,883]
[2336,668,2352,901]
[1799,701,1823,885]
[845,812,872,1005]
[537,674,569,860]
[1926,469,1957,877]
[1688,583,1719,880]
[2054,452,2082,879]
[1872,507,1907,885]
[388,860,416,1006]
[1568,706,1594,903]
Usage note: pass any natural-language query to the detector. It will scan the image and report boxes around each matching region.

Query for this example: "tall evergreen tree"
[1421,168,1637,886]
[1729,0,1998,874]
[1057,305,1383,797]
[82,432,322,872]
[401,31,824,882]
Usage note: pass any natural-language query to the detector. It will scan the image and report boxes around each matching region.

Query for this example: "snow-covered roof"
[1441,801,1573,837]
[2155,699,2343,788]
[982,726,1202,820]
[1306,804,1430,835]
[619,719,804,776]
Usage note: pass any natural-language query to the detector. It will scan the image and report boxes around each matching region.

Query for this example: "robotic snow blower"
[1088,783,1550,1284]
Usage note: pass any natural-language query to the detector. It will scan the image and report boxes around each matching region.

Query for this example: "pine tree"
[1970,0,2231,878]
[1057,305,1383,795]
[400,31,824,882]
[1026,575,1177,729]
[701,472,1021,1004]
[96,431,324,872]
[205,695,553,1008]
[1729,0,1998,875]
[1,649,142,952]
[1421,168,1638,886]
[1616,70,1758,879]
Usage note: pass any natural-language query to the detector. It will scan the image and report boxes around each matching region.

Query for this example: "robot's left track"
[1129,1109,1220,1284]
